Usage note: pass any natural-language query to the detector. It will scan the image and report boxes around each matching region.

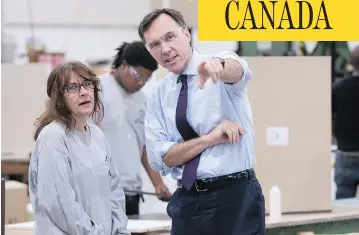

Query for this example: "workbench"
[127,200,359,234]
[5,197,359,235]
[266,199,359,235]
[4,220,171,235]
[130,199,359,234]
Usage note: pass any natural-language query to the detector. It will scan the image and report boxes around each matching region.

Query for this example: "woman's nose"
[79,85,87,95]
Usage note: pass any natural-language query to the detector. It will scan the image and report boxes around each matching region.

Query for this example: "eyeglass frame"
[145,27,186,52]
[129,66,151,82]
[62,79,97,94]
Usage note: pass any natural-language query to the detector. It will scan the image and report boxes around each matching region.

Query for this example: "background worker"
[97,41,172,215]
[138,9,265,235]
[332,45,359,199]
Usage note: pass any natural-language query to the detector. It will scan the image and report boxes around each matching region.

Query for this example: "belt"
[177,169,256,192]
[338,151,359,157]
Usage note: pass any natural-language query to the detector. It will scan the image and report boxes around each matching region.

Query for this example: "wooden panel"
[245,56,332,213]
[1,64,50,153]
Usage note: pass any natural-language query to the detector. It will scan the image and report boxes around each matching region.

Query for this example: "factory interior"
[1,0,359,234]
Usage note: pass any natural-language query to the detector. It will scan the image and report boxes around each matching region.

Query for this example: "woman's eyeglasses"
[63,80,96,94]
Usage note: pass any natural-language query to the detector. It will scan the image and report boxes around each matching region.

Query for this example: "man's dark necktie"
[175,74,201,189]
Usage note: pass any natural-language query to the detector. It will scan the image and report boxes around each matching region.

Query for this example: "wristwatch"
[213,57,225,69]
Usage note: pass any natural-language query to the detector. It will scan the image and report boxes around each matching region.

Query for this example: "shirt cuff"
[155,141,176,176]
[218,52,253,96]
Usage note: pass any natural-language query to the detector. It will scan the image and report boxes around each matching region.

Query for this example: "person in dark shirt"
[332,45,359,199]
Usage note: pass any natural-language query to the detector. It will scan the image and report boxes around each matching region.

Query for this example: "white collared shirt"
[145,49,255,180]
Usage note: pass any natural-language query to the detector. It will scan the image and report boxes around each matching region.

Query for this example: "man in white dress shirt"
[138,9,265,235]
[97,41,172,215]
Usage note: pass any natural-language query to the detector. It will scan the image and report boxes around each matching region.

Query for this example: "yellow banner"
[198,0,359,41]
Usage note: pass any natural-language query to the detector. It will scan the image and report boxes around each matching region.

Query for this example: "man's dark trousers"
[125,194,140,216]
[167,173,266,235]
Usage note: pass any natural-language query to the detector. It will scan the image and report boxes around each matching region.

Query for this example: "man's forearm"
[221,58,244,84]
[163,135,213,167]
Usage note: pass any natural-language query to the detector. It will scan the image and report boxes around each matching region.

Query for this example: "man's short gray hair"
[138,8,187,42]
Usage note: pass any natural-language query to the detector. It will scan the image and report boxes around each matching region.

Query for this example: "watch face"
[213,57,225,68]
[219,58,225,68]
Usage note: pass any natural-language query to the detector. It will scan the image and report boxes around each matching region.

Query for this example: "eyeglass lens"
[66,80,95,94]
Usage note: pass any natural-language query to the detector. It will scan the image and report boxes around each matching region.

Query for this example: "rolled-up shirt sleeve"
[217,51,253,96]
[145,86,176,176]
[33,146,106,235]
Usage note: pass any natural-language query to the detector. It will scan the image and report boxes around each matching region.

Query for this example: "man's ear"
[183,28,192,45]
[183,28,191,38]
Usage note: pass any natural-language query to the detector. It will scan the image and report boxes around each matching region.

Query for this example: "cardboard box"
[5,181,29,224]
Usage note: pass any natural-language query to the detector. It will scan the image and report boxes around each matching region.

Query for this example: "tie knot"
[177,74,187,84]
